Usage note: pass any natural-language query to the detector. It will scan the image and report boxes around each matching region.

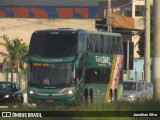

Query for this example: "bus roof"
[85,30,122,37]
[32,28,121,37]
[32,28,77,34]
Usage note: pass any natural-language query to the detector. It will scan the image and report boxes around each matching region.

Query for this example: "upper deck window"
[87,33,123,54]
[29,31,77,58]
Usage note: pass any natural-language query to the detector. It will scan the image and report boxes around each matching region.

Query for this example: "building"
[98,0,153,58]
[96,0,153,80]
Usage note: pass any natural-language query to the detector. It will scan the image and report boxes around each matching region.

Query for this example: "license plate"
[46,99,54,103]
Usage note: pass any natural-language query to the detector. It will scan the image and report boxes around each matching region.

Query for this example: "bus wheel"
[90,88,93,103]
[109,89,113,102]
[114,89,117,101]
[84,88,88,104]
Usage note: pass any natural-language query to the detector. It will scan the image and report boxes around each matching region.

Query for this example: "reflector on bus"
[33,63,42,66]
[32,63,49,67]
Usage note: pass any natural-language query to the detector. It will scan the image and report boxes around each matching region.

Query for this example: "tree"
[137,6,153,57]
[137,32,153,58]
[0,35,28,89]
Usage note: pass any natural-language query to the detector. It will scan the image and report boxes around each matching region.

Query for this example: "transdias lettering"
[95,56,110,64]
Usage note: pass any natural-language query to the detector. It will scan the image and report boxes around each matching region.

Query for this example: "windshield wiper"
[29,82,43,87]
[53,83,71,87]
[31,55,41,58]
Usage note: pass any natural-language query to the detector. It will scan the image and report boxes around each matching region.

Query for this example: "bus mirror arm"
[19,54,28,69]
[71,78,74,85]
[74,78,80,85]
[71,78,77,86]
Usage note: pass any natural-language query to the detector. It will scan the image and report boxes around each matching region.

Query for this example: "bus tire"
[109,89,113,102]
[114,89,117,101]
[90,88,93,103]
[84,88,88,104]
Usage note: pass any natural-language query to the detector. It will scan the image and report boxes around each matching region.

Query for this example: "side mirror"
[12,87,18,92]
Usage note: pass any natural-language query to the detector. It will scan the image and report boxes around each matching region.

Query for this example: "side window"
[85,68,110,84]
[78,55,84,80]
[149,83,153,88]
[100,35,105,53]
[115,37,118,54]
[87,35,92,53]
[145,83,149,90]
[137,82,143,91]
[90,34,96,53]
[103,36,109,53]
[137,82,141,92]
[87,34,102,53]
[111,37,115,53]
[108,36,112,53]
[78,33,87,53]
[145,82,152,90]
[85,68,97,83]
[95,35,100,53]
[118,37,123,54]
[15,83,20,90]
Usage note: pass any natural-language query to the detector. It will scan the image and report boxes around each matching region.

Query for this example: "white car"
[122,80,153,102]
[143,82,153,100]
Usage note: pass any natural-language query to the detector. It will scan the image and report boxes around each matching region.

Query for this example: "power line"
[0,19,56,30]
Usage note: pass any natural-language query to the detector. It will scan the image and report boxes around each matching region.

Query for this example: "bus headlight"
[29,90,37,94]
[68,90,73,94]
[3,95,10,98]
[60,87,75,95]
[29,91,34,94]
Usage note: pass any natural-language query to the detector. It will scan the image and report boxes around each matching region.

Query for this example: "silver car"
[122,80,152,102]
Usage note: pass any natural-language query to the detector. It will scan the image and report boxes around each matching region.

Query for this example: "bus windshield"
[29,62,73,88]
[29,31,77,58]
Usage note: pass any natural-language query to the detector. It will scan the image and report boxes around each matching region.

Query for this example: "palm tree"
[0,35,28,89]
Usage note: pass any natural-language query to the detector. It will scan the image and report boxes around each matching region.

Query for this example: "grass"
[0,100,159,120]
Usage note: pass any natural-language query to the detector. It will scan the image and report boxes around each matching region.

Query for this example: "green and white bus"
[20,28,123,104]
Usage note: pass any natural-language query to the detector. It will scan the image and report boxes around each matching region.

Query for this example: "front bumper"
[122,96,136,102]
[0,97,13,105]
[28,94,77,105]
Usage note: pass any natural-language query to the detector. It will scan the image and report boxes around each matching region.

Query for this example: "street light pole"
[144,0,150,82]
[153,0,160,100]
[127,40,130,80]
[107,0,112,32]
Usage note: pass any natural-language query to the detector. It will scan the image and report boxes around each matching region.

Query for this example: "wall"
[0,6,98,19]
[0,18,95,62]
[0,0,100,6]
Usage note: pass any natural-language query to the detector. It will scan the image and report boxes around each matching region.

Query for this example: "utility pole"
[153,0,160,100]
[144,0,150,82]
[127,40,130,80]
[107,0,112,32]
